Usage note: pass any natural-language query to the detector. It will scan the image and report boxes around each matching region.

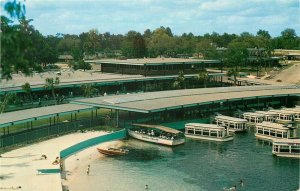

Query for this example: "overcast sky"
[3,0,299,36]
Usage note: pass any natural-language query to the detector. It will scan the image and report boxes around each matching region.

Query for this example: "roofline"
[0,107,94,128]
[0,73,226,94]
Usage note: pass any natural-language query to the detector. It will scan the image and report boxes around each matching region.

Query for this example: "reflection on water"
[85,132,299,191]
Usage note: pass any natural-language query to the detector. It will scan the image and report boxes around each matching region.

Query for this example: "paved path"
[271,63,300,84]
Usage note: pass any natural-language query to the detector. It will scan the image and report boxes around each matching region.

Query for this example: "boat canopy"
[131,123,181,134]
[256,122,290,130]
[185,123,225,130]
[215,115,248,123]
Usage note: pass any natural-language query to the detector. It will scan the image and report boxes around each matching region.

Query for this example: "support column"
[116,110,119,127]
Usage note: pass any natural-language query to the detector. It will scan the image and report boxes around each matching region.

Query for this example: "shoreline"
[0,131,123,191]
[62,140,123,190]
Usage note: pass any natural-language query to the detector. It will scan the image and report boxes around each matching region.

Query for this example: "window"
[210,131,217,137]
[203,130,209,136]
[291,146,300,153]
[279,145,289,153]
[195,130,202,135]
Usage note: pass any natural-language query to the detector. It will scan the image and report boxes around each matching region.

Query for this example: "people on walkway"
[86,165,90,175]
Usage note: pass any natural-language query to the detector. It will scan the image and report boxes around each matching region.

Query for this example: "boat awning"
[131,123,181,134]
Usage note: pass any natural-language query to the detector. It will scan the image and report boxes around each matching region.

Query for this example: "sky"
[2,0,300,37]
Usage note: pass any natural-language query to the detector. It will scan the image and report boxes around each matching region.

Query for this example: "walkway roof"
[0,73,225,94]
[71,85,300,113]
[0,104,93,128]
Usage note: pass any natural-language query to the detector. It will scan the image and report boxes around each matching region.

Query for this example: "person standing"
[87,165,90,175]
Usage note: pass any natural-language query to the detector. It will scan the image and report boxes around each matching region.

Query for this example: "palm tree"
[0,93,13,113]
[173,71,185,89]
[197,69,209,88]
[44,77,60,104]
[22,82,32,103]
[81,84,96,97]
[227,67,239,86]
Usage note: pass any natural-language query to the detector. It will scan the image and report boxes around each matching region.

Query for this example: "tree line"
[1,0,300,80]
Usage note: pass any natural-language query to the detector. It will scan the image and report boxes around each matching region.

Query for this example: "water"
[85,131,299,191]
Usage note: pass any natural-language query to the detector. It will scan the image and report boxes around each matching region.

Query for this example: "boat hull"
[228,128,247,133]
[255,133,276,142]
[272,152,300,159]
[97,148,127,156]
[185,134,234,142]
[128,130,185,146]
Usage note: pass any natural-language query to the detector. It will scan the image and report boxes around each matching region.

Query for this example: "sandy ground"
[0,131,122,191]
[271,63,300,84]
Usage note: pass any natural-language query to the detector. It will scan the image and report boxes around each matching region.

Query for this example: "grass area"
[2,108,112,135]
[84,125,123,132]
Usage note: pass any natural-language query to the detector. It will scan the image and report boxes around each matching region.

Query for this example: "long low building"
[0,71,225,94]
[88,58,221,76]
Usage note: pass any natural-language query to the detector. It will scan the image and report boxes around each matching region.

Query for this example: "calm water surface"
[87,131,299,191]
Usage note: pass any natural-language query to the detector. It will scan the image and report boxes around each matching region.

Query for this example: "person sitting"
[52,157,60,165]
[40,155,47,160]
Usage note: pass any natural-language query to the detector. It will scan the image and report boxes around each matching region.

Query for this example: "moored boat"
[215,115,248,132]
[255,121,298,142]
[185,123,233,142]
[128,124,185,146]
[97,148,128,156]
[272,138,300,158]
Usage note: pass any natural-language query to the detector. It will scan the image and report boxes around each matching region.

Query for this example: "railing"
[0,118,103,148]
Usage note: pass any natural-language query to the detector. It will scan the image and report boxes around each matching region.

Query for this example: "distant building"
[58,55,74,62]
[273,49,300,60]
[87,58,221,76]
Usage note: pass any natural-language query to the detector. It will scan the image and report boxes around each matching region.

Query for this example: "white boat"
[255,110,279,122]
[128,124,185,146]
[255,122,298,142]
[279,107,300,122]
[215,115,248,132]
[243,112,264,124]
[272,138,300,158]
[274,110,295,124]
[185,123,233,142]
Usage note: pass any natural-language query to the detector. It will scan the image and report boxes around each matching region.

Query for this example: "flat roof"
[131,123,181,134]
[0,71,225,94]
[273,138,300,144]
[71,85,300,113]
[0,104,93,128]
[255,111,279,115]
[256,122,289,130]
[215,115,248,122]
[88,58,220,66]
[185,123,224,130]
[243,112,265,117]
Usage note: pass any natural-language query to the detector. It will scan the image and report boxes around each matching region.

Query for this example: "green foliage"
[22,82,32,102]
[44,77,60,104]
[225,41,249,67]
[196,39,217,59]
[4,0,25,19]
[122,31,146,58]
[81,84,97,97]
[147,28,176,57]
[71,60,92,71]
[197,69,210,88]
[173,71,185,89]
